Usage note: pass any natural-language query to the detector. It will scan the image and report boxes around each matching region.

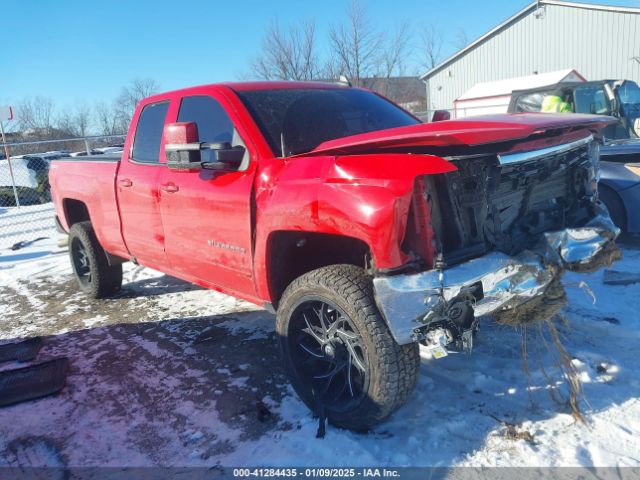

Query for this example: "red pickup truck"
[50,81,619,431]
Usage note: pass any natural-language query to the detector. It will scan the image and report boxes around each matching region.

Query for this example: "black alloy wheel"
[290,298,369,412]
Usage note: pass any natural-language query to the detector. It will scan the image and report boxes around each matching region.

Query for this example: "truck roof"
[222,81,347,91]
[144,81,348,103]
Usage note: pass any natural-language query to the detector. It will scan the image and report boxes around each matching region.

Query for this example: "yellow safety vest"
[541,95,572,113]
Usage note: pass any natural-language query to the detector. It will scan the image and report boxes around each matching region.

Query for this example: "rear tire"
[276,264,420,431]
[68,221,122,299]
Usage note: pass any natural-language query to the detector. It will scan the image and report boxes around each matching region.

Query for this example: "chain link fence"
[0,135,125,249]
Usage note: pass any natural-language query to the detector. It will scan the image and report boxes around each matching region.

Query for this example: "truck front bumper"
[373,206,620,345]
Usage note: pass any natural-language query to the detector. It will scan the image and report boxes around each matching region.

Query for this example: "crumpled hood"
[298,113,615,157]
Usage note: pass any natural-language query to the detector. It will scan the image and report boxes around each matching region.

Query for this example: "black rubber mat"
[0,337,43,363]
[0,358,69,407]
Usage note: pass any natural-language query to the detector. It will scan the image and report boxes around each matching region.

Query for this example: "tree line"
[3,0,468,142]
[5,78,160,139]
[249,0,464,85]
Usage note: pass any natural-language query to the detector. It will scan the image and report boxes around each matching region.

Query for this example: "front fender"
[318,153,456,269]
[253,153,455,301]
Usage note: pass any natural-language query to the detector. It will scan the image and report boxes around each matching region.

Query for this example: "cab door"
[158,94,257,298]
[117,100,170,270]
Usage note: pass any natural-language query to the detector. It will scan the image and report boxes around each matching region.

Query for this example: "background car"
[599,142,640,234]
[69,150,105,157]
[0,157,40,206]
[93,145,124,155]
[509,79,640,139]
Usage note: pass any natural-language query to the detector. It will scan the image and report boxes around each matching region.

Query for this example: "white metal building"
[420,0,640,115]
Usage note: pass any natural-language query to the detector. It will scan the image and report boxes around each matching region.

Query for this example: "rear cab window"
[132,101,170,163]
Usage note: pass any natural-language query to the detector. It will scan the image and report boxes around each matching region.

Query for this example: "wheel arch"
[61,198,90,230]
[265,230,372,309]
[61,198,127,265]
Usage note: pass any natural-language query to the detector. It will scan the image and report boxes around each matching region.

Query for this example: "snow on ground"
[0,223,639,469]
[0,203,57,249]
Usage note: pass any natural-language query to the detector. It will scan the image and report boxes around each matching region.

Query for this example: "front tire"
[68,221,122,299]
[276,265,420,431]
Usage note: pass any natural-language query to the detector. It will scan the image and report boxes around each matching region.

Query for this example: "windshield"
[573,86,610,114]
[236,88,419,156]
[618,81,640,105]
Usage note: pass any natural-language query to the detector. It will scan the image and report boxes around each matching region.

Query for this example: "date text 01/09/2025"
[232,468,401,477]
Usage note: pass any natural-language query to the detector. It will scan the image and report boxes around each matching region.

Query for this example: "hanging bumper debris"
[373,205,620,346]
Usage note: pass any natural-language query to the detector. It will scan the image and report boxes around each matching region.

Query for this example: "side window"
[515,92,546,113]
[177,95,246,165]
[574,87,609,114]
[132,101,169,163]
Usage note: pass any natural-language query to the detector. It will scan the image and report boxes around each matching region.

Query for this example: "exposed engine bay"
[377,135,618,350]
[428,135,599,266]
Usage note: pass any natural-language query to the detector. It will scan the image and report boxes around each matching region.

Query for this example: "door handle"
[160,183,179,193]
[118,178,133,188]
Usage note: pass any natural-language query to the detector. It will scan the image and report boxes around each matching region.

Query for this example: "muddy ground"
[0,269,292,466]
[1,237,640,469]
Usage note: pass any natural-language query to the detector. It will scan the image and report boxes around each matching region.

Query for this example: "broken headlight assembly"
[587,139,601,199]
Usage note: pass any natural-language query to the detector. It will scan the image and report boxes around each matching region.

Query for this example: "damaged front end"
[373,134,621,350]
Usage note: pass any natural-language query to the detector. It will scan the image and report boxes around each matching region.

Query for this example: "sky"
[2,0,640,110]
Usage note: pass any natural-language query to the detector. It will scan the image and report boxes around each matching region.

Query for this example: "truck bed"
[49,155,128,259]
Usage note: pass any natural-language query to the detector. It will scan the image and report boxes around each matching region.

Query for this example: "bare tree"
[94,79,158,136]
[113,78,160,130]
[252,20,319,80]
[319,53,343,81]
[95,101,125,136]
[57,111,75,136]
[329,0,384,85]
[248,2,417,84]
[58,103,92,137]
[75,103,92,137]
[420,23,443,70]
[16,96,55,133]
[380,22,412,79]
[452,27,469,50]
